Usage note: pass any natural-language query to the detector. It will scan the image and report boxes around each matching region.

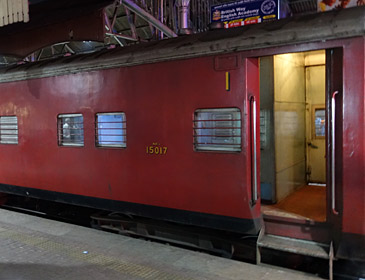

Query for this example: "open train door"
[326,48,343,259]
[257,49,345,278]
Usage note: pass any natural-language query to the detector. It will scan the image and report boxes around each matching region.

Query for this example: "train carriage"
[0,6,364,275]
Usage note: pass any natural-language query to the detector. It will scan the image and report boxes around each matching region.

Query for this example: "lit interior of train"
[260,50,327,222]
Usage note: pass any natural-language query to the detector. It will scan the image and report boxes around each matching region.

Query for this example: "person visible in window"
[63,118,71,141]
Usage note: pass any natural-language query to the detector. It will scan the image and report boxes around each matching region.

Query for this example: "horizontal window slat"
[193,119,241,122]
[194,142,241,146]
[193,135,241,138]
[194,127,241,130]
[97,134,127,137]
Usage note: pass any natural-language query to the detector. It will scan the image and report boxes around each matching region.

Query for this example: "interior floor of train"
[262,185,326,222]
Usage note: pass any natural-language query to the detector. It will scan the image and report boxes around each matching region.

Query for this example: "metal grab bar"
[331,91,339,215]
[250,96,258,203]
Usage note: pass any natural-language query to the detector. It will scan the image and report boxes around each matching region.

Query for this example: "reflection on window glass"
[314,109,325,137]
[96,113,126,148]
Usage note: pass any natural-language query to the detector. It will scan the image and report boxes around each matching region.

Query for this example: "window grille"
[0,116,18,144]
[194,108,241,152]
[96,113,126,148]
[58,114,84,146]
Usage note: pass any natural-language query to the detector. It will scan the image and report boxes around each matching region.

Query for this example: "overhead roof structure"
[0,0,318,66]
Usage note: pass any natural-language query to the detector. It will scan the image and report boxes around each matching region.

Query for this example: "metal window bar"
[95,113,126,148]
[0,116,18,144]
[194,119,241,122]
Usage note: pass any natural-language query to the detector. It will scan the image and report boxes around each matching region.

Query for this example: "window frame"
[0,116,18,145]
[193,108,242,153]
[57,113,84,147]
[95,112,127,148]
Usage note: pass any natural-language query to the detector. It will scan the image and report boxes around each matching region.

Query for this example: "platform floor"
[0,208,320,280]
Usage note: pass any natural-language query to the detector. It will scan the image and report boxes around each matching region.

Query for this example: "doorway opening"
[259,50,327,222]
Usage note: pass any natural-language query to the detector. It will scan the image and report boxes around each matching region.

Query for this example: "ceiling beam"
[122,0,177,38]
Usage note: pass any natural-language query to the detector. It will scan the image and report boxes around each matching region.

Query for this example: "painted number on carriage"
[146,143,168,155]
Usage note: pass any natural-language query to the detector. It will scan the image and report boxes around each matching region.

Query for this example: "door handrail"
[250,96,258,204]
[331,91,339,215]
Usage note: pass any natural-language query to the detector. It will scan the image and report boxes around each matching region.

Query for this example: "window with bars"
[58,114,84,146]
[96,113,126,148]
[0,116,18,144]
[194,108,241,152]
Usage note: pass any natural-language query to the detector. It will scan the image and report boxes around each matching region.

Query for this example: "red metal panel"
[340,37,365,236]
[0,54,258,220]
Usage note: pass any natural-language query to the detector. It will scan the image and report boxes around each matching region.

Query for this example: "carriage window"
[58,114,84,146]
[0,116,18,144]
[314,108,325,138]
[194,108,241,152]
[96,113,126,148]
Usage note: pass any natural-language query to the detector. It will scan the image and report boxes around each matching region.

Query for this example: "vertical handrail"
[250,96,258,203]
[329,241,334,280]
[331,91,339,215]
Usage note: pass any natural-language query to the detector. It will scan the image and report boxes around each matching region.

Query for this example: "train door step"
[257,233,330,259]
[257,230,335,280]
[263,214,330,243]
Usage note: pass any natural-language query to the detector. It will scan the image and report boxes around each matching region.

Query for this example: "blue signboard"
[211,0,285,28]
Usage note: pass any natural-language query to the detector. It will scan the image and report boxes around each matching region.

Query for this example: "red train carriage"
[0,6,364,274]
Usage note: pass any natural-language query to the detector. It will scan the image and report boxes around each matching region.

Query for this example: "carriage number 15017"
[146,143,168,155]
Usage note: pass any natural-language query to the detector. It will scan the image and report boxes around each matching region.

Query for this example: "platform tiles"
[0,209,319,280]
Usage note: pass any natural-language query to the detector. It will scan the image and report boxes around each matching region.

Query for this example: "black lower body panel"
[337,232,365,262]
[0,183,261,234]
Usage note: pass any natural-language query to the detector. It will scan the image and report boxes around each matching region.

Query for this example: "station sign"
[211,0,283,28]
